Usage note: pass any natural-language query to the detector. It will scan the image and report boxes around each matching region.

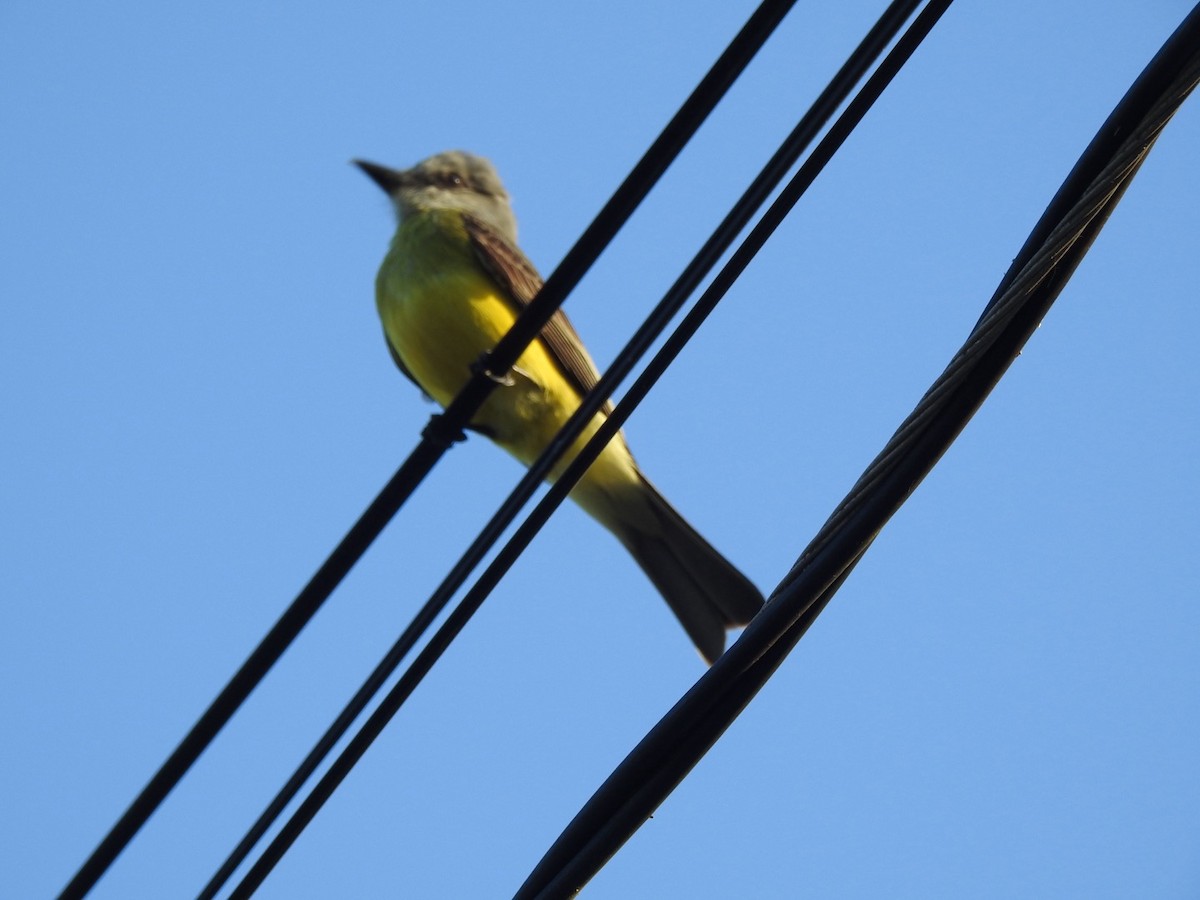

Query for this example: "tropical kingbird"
[355,150,762,663]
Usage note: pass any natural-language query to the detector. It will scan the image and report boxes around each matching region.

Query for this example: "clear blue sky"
[3,1,1198,897]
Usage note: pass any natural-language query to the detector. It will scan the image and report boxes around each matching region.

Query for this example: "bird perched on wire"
[354,150,763,663]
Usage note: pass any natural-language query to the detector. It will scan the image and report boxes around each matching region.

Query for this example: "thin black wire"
[198,4,923,896]
[55,4,797,898]
[224,3,944,895]
[515,7,1200,896]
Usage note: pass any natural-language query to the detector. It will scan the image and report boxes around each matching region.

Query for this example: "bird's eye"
[438,172,464,188]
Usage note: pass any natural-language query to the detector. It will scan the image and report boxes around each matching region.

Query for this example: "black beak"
[353,159,407,195]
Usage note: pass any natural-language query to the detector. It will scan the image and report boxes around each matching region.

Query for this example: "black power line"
[222,2,948,895]
[513,6,1200,897]
[56,2,799,897]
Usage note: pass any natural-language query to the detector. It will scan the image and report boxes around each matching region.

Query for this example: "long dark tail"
[618,475,764,664]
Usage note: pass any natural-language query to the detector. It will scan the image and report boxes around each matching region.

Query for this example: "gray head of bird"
[353,150,518,244]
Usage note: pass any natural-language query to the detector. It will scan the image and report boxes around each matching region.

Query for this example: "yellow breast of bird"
[374,211,646,529]
[375,212,582,462]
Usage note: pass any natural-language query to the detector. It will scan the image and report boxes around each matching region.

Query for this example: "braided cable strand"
[787,48,1200,590]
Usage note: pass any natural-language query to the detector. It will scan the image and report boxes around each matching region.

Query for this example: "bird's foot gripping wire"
[470,352,515,387]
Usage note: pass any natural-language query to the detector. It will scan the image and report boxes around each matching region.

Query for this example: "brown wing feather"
[463,214,612,414]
